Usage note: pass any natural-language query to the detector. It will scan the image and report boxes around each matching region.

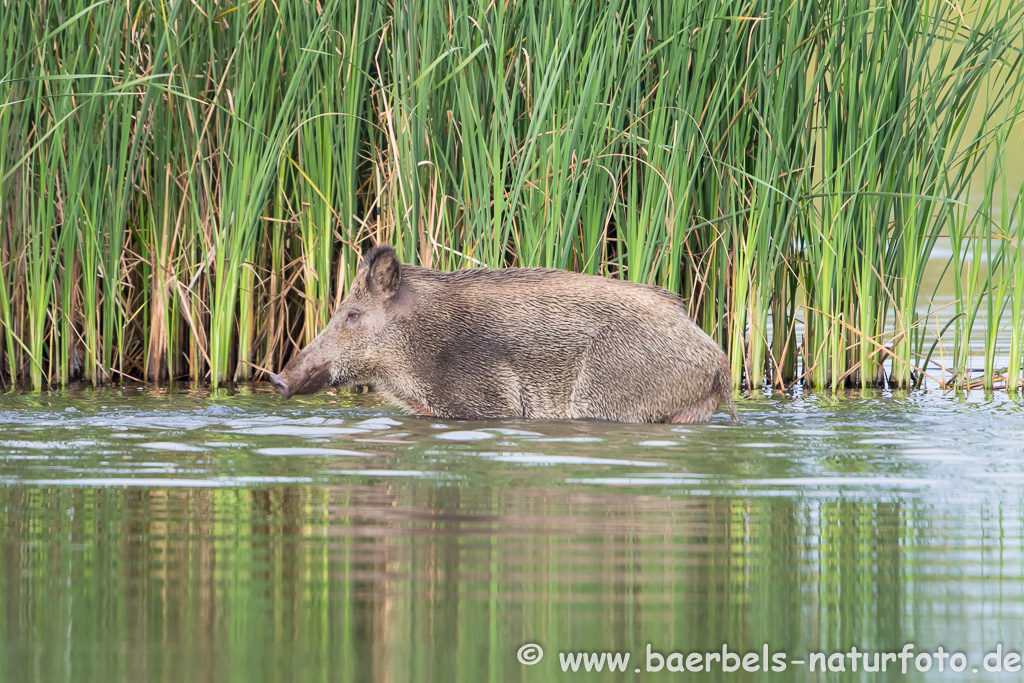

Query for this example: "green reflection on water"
[1,388,1023,682]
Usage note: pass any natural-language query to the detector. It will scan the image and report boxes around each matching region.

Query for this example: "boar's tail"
[716,352,739,423]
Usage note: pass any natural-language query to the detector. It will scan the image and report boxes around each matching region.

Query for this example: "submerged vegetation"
[1,0,1023,392]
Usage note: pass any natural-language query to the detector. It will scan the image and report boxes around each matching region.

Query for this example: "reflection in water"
[0,387,1023,682]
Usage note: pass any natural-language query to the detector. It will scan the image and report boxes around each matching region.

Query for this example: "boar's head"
[269,245,402,398]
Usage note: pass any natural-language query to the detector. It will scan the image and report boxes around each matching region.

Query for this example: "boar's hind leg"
[665,361,737,424]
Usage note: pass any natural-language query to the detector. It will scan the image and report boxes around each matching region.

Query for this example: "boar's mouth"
[270,364,333,399]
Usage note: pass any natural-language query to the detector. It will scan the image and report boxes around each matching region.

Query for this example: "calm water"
[1,386,1024,682]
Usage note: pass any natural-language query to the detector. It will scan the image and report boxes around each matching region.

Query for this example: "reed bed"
[1,0,1023,392]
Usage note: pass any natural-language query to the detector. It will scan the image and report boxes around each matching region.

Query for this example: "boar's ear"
[362,244,402,298]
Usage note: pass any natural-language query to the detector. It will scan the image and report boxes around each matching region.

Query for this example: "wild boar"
[269,244,738,423]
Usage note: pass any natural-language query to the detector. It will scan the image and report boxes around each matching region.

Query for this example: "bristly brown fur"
[273,245,738,423]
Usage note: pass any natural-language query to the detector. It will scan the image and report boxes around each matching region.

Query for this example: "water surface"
[2,386,1024,682]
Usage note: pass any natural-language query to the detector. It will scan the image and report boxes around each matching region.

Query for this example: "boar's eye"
[345,310,360,323]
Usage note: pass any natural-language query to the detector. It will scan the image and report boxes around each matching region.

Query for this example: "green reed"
[1,0,1022,393]
[1007,178,1024,393]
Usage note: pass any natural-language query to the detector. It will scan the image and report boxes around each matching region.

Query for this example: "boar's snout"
[269,361,333,398]
[268,373,291,398]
